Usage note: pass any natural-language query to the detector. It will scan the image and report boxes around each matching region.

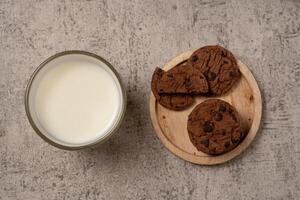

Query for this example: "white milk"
[28,54,123,146]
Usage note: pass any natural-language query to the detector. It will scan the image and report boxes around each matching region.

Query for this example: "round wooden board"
[149,50,262,165]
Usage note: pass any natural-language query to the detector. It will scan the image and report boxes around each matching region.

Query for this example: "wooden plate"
[149,50,262,165]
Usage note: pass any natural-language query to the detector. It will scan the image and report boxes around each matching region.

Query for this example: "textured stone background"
[0,0,299,199]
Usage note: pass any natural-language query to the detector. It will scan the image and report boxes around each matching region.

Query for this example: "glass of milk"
[25,51,126,150]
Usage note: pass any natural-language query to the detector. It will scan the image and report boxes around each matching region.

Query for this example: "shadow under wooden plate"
[149,50,262,165]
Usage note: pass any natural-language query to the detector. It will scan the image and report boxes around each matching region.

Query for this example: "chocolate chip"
[211,148,217,153]
[231,114,237,122]
[191,55,198,62]
[219,105,226,112]
[208,72,217,81]
[221,50,226,56]
[202,121,214,133]
[229,70,236,78]
[222,130,226,136]
[232,139,239,143]
[204,71,209,77]
[228,109,238,122]
[185,78,192,87]
[201,139,209,147]
[167,74,174,78]
[213,112,223,121]
[225,142,231,148]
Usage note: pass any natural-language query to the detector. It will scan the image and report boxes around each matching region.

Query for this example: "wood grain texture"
[150,50,262,165]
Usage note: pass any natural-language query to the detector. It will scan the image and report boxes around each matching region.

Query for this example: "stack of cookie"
[151,45,243,155]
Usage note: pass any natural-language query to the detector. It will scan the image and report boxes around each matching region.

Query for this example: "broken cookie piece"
[151,67,193,110]
[187,45,241,95]
[157,61,209,95]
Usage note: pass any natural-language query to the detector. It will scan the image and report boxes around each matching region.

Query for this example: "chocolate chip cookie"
[187,99,243,155]
[151,67,194,110]
[188,45,241,95]
[157,61,209,95]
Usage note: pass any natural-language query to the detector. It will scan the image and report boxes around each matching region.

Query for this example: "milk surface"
[33,58,121,145]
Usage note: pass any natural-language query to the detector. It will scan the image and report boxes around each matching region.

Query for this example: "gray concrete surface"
[0,0,299,199]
